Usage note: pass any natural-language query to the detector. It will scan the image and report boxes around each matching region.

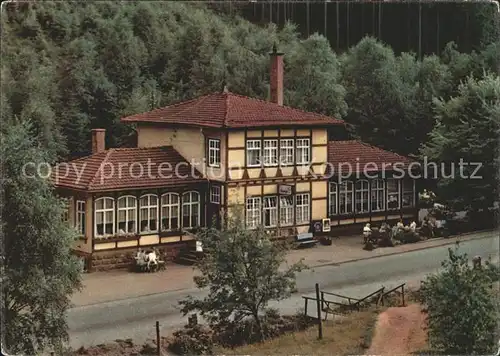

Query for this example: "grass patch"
[216,308,381,355]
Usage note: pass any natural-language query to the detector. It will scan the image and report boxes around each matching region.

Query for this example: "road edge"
[311,229,497,269]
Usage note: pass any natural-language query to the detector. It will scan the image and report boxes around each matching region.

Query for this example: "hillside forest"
[1,1,499,210]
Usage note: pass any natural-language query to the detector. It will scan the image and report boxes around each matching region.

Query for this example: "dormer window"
[208,139,220,167]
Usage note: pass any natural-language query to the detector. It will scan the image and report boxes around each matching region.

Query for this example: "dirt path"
[366,303,428,355]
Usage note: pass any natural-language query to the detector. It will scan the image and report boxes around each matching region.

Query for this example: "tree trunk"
[253,312,265,341]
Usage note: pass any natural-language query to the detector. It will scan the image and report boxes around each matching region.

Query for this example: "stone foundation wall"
[90,242,187,272]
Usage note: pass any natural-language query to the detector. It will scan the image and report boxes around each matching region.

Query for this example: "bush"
[419,245,499,355]
[394,229,420,243]
[168,324,213,355]
[214,309,316,348]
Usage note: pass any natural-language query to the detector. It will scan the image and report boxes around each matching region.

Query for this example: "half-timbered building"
[54,47,418,270]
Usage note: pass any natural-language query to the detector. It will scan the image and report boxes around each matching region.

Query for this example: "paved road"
[68,234,498,348]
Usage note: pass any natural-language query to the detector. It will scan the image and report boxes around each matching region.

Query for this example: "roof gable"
[121,91,344,128]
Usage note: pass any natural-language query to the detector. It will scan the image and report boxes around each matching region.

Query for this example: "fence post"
[402,285,405,307]
[156,320,160,355]
[315,283,323,340]
[304,298,308,316]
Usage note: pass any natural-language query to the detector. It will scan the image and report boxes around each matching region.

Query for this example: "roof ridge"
[226,91,343,123]
[109,146,174,152]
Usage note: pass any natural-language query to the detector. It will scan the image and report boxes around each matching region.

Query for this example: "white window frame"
[263,196,278,227]
[387,179,400,210]
[210,186,221,204]
[402,179,415,208]
[296,138,310,165]
[76,200,86,236]
[329,182,338,216]
[371,179,385,212]
[117,196,137,234]
[246,140,261,167]
[161,193,180,231]
[246,196,261,229]
[279,195,294,226]
[182,191,200,229]
[139,194,158,233]
[355,180,370,213]
[263,139,278,167]
[279,138,294,166]
[208,138,221,167]
[296,193,310,224]
[339,181,354,215]
[94,197,115,238]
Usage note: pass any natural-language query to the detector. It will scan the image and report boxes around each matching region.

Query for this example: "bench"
[295,232,317,248]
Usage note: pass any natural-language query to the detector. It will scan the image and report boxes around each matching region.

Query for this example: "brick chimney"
[269,43,284,106]
[91,129,106,154]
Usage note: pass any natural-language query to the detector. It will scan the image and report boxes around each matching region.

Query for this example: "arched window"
[355,180,370,213]
[161,193,180,231]
[95,197,115,237]
[371,179,385,212]
[339,181,354,214]
[329,182,338,215]
[182,191,200,229]
[139,194,158,233]
[117,196,137,234]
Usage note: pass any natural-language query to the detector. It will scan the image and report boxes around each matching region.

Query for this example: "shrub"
[419,244,499,355]
[214,309,316,348]
[168,324,213,355]
[394,229,420,243]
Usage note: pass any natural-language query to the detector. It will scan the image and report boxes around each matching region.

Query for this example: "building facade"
[54,47,417,271]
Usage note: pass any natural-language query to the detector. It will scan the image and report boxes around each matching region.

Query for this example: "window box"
[95,233,139,243]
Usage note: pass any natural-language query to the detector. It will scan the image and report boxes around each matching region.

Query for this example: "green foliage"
[285,33,347,118]
[179,210,306,341]
[2,1,498,161]
[341,37,454,155]
[419,244,499,354]
[169,324,213,356]
[1,120,82,354]
[421,73,500,210]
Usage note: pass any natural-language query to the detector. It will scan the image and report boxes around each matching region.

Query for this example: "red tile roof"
[121,91,344,128]
[52,147,204,192]
[327,140,414,175]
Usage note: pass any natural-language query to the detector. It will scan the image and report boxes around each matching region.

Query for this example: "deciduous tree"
[421,73,500,211]
[420,244,499,354]
[1,121,82,354]
[179,211,306,341]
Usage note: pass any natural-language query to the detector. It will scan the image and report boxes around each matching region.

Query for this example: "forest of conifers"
[2,1,499,209]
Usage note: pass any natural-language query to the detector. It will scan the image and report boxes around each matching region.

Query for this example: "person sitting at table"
[363,223,372,243]
[396,219,404,230]
[409,221,417,232]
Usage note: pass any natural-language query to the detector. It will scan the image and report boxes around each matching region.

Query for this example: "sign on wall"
[278,184,292,195]
[322,218,331,232]
[313,221,323,233]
